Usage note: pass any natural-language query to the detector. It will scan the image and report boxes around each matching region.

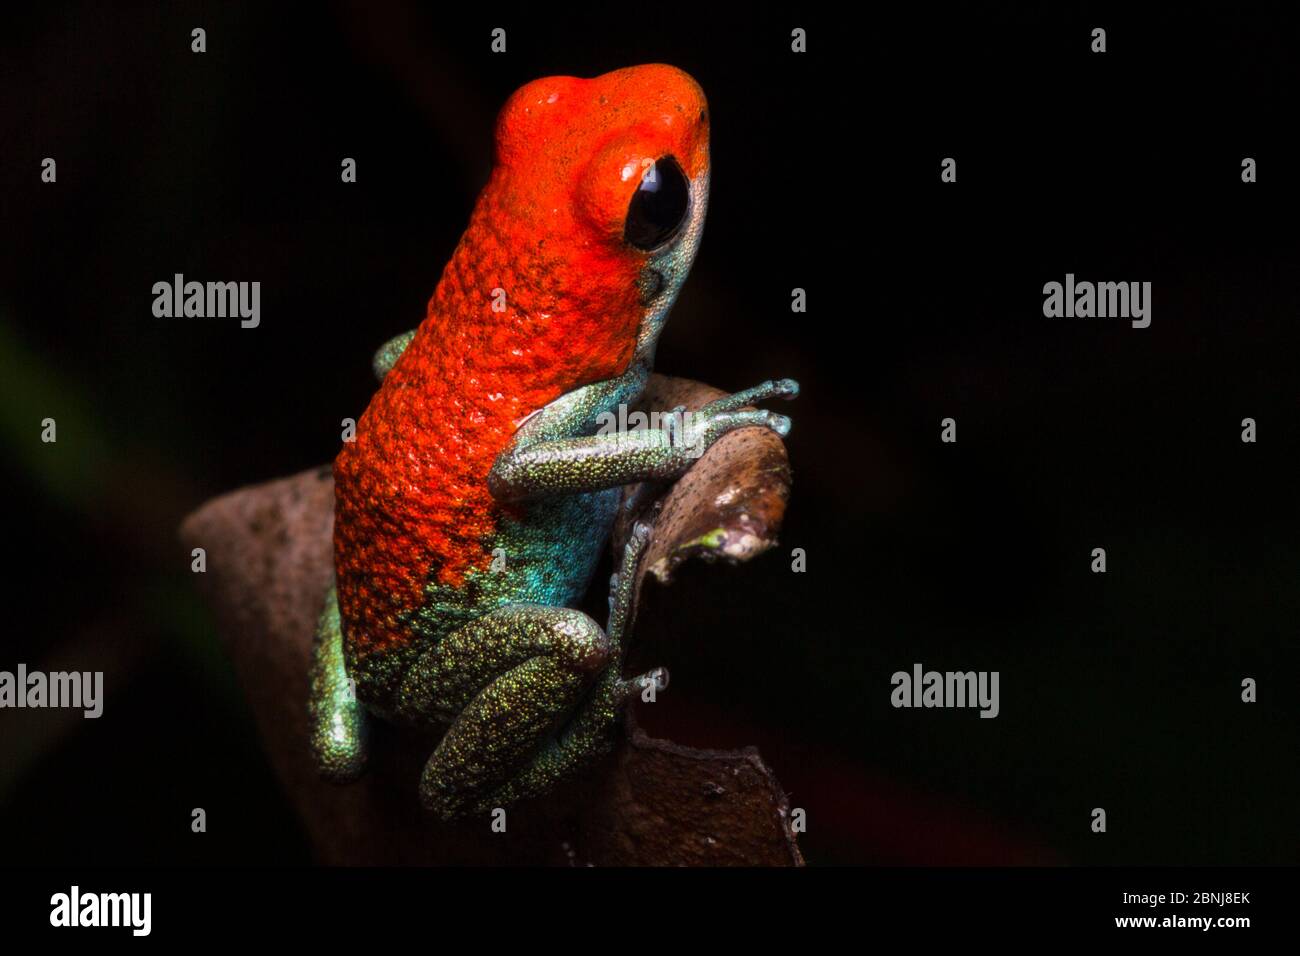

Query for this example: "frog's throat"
[634,166,710,364]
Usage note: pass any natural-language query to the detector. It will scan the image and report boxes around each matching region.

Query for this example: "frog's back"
[332,196,638,678]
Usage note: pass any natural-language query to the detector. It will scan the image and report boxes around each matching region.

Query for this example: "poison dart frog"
[308,64,798,820]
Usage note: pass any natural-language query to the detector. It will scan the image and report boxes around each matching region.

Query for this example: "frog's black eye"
[624,155,689,251]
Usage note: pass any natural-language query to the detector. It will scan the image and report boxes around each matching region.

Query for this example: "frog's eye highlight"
[624,155,689,251]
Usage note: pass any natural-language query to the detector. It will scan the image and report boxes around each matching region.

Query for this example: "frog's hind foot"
[616,665,670,703]
[606,519,653,653]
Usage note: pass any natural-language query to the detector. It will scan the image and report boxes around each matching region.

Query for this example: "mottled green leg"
[404,524,661,820]
[404,604,607,820]
[308,585,370,781]
[476,523,665,814]
[371,329,417,381]
[488,377,799,504]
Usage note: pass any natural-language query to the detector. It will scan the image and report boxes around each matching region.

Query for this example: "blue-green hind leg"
[308,584,370,782]
[405,604,612,820]
[406,524,662,820]
[473,523,666,815]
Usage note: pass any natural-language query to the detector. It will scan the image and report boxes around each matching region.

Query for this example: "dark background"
[1,3,1296,865]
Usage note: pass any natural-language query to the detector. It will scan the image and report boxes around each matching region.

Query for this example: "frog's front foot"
[675,377,800,455]
[606,518,653,648]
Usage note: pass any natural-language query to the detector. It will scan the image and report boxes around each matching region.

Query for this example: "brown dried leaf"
[615,375,793,589]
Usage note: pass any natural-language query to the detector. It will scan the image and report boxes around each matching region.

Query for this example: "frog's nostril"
[639,268,666,304]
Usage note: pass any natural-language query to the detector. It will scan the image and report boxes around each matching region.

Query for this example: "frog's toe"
[766,412,792,437]
[618,666,669,702]
[630,519,653,550]
[731,408,791,438]
[701,379,801,417]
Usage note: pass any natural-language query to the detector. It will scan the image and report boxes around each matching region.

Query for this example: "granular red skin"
[333,66,709,655]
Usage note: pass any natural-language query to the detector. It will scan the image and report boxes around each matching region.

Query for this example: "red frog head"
[415,63,711,418]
